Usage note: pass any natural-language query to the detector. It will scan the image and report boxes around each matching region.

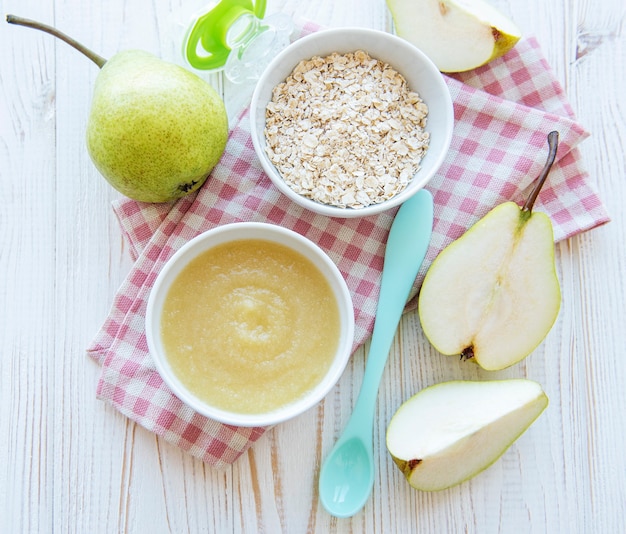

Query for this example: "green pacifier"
[183,0,293,83]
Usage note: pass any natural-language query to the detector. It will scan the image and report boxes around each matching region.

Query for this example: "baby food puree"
[160,238,341,415]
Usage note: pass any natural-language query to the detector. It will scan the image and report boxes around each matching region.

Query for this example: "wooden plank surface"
[1,0,624,532]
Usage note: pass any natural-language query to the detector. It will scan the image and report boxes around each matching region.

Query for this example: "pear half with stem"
[418,131,561,371]
[386,0,522,73]
[6,15,228,203]
[386,379,548,491]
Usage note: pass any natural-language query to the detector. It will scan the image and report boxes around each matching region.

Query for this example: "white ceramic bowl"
[145,222,355,427]
[250,27,454,218]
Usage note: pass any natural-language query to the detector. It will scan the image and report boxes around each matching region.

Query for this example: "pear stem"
[522,131,560,213]
[6,14,107,68]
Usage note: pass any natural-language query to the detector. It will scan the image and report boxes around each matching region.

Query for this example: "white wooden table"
[2,0,625,532]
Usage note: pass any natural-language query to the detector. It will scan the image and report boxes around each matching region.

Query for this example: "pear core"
[86,50,229,203]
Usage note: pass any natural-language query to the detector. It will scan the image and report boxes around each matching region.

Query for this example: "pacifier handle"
[185,0,267,70]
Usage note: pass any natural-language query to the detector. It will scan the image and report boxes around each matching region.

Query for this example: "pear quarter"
[385,379,549,491]
[387,0,521,72]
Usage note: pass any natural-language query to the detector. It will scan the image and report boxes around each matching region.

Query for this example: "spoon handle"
[350,189,434,425]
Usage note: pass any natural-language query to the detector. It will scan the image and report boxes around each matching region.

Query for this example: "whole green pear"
[7,15,229,203]
[86,50,228,202]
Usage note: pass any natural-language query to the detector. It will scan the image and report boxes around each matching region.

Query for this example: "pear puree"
[160,239,341,414]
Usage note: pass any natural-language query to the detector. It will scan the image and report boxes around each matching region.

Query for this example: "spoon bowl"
[318,188,434,517]
[319,427,375,516]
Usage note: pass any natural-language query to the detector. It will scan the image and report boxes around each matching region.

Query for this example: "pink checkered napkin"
[87,31,609,469]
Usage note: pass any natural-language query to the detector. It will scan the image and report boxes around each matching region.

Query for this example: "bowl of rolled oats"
[250,27,454,218]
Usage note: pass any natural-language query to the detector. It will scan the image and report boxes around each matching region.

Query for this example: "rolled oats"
[264,50,429,209]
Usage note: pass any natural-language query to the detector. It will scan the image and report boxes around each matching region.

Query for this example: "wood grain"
[1,0,625,532]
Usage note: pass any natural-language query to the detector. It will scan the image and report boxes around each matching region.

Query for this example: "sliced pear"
[386,379,548,491]
[386,0,522,72]
[418,132,561,371]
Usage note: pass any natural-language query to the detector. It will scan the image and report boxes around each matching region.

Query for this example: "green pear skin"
[86,50,228,203]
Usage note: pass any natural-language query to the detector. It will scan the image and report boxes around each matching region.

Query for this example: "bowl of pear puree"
[146,222,355,427]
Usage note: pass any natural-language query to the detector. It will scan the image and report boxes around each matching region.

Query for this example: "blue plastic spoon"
[318,188,434,518]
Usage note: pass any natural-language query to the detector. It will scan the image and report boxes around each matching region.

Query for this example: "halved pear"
[386,379,548,491]
[418,132,561,371]
[386,0,522,72]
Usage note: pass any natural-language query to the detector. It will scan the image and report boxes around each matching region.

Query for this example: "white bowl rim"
[145,221,356,427]
[250,26,454,218]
